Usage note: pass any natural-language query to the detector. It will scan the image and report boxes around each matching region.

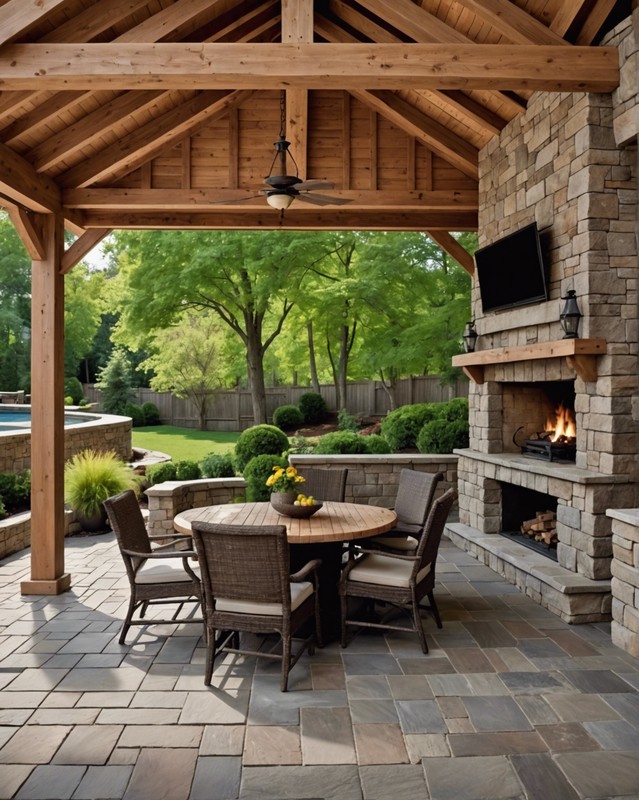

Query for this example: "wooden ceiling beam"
[115,0,231,44]
[425,231,475,276]
[79,209,479,231]
[0,43,619,92]
[0,0,70,47]
[351,89,479,180]
[30,90,165,171]
[62,188,478,211]
[0,141,61,213]
[282,0,313,180]
[1,90,88,145]
[435,91,505,136]
[58,89,252,189]
[452,0,567,45]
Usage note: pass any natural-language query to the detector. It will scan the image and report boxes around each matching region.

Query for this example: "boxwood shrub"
[298,391,327,424]
[200,453,235,478]
[175,460,201,481]
[124,401,145,428]
[314,431,370,455]
[141,401,161,425]
[145,461,177,486]
[243,454,288,502]
[363,434,392,454]
[380,403,440,451]
[417,418,469,454]
[234,424,289,473]
[272,404,304,431]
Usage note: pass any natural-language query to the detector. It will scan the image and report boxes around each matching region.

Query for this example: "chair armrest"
[346,544,417,562]
[290,559,322,582]
[122,548,198,560]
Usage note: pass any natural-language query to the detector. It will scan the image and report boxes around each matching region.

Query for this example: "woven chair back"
[103,490,151,555]
[413,488,457,579]
[395,469,443,528]
[191,522,291,610]
[300,468,348,502]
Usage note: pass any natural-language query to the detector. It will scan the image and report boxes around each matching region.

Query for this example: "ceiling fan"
[259,92,351,211]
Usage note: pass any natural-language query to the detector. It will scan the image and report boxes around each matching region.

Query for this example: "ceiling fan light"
[266,192,294,210]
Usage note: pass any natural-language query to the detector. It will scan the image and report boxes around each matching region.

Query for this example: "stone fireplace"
[446,14,639,624]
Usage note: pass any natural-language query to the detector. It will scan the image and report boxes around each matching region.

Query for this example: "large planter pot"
[270,491,297,511]
[76,507,110,533]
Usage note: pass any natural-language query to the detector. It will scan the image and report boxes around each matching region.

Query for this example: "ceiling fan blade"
[295,179,335,191]
[211,193,265,205]
[296,192,351,206]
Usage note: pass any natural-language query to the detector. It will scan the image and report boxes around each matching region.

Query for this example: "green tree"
[141,312,232,430]
[0,213,31,390]
[95,348,135,414]
[64,265,105,379]
[111,230,332,424]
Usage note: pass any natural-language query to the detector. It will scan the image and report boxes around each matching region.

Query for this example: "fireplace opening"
[499,482,558,561]
[505,380,576,462]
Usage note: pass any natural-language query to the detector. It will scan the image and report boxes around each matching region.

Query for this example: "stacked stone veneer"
[145,455,458,536]
[0,413,132,474]
[607,508,639,656]
[453,13,639,623]
[1,510,78,560]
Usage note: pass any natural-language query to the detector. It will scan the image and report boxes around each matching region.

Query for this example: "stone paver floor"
[0,534,638,799]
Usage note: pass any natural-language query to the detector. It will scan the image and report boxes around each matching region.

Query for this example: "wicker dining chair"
[299,467,348,502]
[367,469,443,553]
[190,521,322,692]
[339,488,457,653]
[103,490,202,644]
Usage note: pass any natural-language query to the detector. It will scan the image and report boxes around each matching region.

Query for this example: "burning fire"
[545,404,576,443]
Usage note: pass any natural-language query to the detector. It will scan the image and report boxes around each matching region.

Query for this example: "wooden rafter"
[58,90,253,189]
[0,0,70,47]
[357,0,469,44]
[351,90,479,180]
[576,0,619,45]
[550,1,590,37]
[453,0,567,45]
[0,43,619,92]
[0,141,61,213]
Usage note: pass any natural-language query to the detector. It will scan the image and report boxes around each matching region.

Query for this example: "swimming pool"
[0,408,98,432]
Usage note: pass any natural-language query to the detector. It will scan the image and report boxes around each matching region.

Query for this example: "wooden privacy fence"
[84,376,468,431]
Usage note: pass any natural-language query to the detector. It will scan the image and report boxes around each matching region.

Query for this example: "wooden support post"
[21,214,70,596]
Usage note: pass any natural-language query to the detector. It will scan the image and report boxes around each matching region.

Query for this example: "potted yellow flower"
[266,465,305,508]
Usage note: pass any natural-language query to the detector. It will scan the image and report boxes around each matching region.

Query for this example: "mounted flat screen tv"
[475,222,549,313]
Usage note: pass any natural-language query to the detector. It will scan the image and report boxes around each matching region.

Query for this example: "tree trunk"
[379,369,398,411]
[245,323,268,425]
[197,394,208,431]
[307,321,320,393]
[336,324,349,411]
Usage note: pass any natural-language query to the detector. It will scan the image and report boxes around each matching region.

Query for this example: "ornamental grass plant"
[64,449,140,524]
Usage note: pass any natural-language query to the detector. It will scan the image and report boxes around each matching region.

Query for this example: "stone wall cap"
[607,507,639,525]
[455,449,633,485]
[291,454,458,464]
[146,477,246,496]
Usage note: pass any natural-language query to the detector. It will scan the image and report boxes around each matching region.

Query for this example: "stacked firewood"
[520,511,557,546]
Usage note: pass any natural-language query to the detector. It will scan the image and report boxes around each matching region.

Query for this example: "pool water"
[0,409,95,433]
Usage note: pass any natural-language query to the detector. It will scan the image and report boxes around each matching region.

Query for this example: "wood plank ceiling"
[0,0,624,243]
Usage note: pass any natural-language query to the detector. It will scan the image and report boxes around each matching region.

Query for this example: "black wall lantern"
[559,290,582,339]
[463,320,478,353]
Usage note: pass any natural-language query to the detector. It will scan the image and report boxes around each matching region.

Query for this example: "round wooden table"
[174,501,397,544]
[174,501,397,642]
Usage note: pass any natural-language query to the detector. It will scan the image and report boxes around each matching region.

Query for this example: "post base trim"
[20,574,71,595]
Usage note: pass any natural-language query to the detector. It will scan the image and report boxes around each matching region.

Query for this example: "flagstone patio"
[0,533,638,800]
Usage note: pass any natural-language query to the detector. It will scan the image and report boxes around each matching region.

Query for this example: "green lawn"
[132,426,240,462]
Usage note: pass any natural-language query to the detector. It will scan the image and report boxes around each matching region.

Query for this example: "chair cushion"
[347,554,431,588]
[215,581,314,617]
[369,534,419,551]
[135,559,200,585]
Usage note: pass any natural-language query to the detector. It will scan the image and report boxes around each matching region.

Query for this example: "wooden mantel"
[452,339,606,383]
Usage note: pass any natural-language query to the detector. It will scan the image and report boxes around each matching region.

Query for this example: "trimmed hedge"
[244,454,288,502]
[124,402,145,428]
[0,470,31,514]
[380,403,440,451]
[234,424,289,473]
[417,418,469,454]
[64,377,83,405]
[298,392,326,424]
[142,402,161,425]
[272,404,304,431]
[200,453,235,478]
[363,434,392,454]
[175,460,201,481]
[314,431,370,455]
[145,461,177,486]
